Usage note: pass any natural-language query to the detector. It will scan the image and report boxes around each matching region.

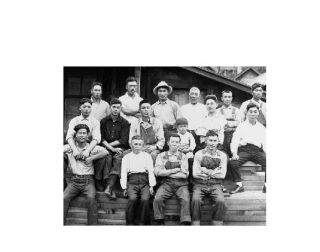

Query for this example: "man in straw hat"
[151,81,182,150]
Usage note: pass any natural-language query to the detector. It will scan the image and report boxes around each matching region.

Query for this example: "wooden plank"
[224,210,266,216]
[223,215,266,222]
[242,181,265,186]
[100,203,127,210]
[243,185,264,191]
[223,221,266,226]
[242,175,265,181]
[98,219,126,225]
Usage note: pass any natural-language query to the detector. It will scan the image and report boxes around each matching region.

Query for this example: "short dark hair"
[246,102,260,111]
[131,135,144,142]
[206,130,219,138]
[91,81,102,90]
[251,83,264,91]
[139,99,151,108]
[176,117,188,126]
[126,76,137,85]
[168,133,181,142]
[74,124,90,134]
[110,98,122,106]
[204,94,218,104]
[79,98,92,105]
[222,90,232,96]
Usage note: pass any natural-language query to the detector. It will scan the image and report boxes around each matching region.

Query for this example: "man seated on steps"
[153,134,191,225]
[63,124,108,225]
[120,135,156,225]
[191,130,227,226]
[65,98,102,187]
[229,103,266,194]
[100,98,130,199]
[129,99,165,163]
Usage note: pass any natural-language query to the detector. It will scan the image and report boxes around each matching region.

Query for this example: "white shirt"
[239,98,266,123]
[181,103,207,130]
[178,131,196,159]
[120,151,156,189]
[64,143,104,175]
[119,92,143,124]
[230,120,266,154]
[90,97,111,121]
[200,113,227,144]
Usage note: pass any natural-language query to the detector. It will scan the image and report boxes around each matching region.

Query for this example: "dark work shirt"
[100,115,130,149]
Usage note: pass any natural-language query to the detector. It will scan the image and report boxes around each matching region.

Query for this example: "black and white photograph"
[63,66,266,226]
[2,0,320,252]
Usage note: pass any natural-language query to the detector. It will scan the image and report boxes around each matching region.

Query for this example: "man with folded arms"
[64,124,108,225]
[120,135,156,225]
[191,130,227,226]
[229,103,266,194]
[153,134,191,225]
[119,76,143,125]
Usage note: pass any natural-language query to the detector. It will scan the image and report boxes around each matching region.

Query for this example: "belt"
[128,172,148,177]
[193,177,222,185]
[72,174,94,178]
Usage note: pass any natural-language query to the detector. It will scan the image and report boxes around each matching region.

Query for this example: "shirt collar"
[75,142,89,151]
[222,104,233,109]
[79,115,91,121]
[126,92,137,99]
[158,99,169,104]
[106,114,123,122]
[139,116,152,124]
[167,150,179,156]
[91,96,101,104]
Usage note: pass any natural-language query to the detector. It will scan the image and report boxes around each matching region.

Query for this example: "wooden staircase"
[66,161,266,226]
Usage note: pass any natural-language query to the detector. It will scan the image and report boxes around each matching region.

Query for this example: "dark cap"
[251,83,264,91]
[176,117,189,126]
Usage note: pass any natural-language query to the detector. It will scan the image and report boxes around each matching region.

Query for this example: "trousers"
[126,173,151,225]
[229,144,266,182]
[191,181,225,222]
[153,178,191,223]
[63,175,98,225]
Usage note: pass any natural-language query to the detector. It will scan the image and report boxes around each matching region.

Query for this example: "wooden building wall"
[64,67,253,134]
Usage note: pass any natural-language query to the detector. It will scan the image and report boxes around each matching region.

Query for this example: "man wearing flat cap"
[239,83,266,126]
[151,81,182,150]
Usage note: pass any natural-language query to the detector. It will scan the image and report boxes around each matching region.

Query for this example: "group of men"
[63,76,266,225]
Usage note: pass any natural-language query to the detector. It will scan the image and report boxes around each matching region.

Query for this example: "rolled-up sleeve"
[231,125,241,155]
[155,119,165,150]
[66,118,76,141]
[120,155,128,189]
[91,119,101,144]
[146,154,156,187]
[192,151,203,179]
[129,121,138,143]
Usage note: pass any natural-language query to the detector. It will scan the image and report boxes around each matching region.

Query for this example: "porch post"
[134,67,141,95]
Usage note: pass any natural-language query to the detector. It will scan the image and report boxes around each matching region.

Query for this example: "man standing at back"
[151,81,182,150]
[217,90,240,157]
[181,87,207,147]
[119,76,143,125]
[90,82,111,121]
[239,83,266,126]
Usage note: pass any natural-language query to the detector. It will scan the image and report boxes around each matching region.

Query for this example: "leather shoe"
[230,185,244,194]
[262,185,266,193]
